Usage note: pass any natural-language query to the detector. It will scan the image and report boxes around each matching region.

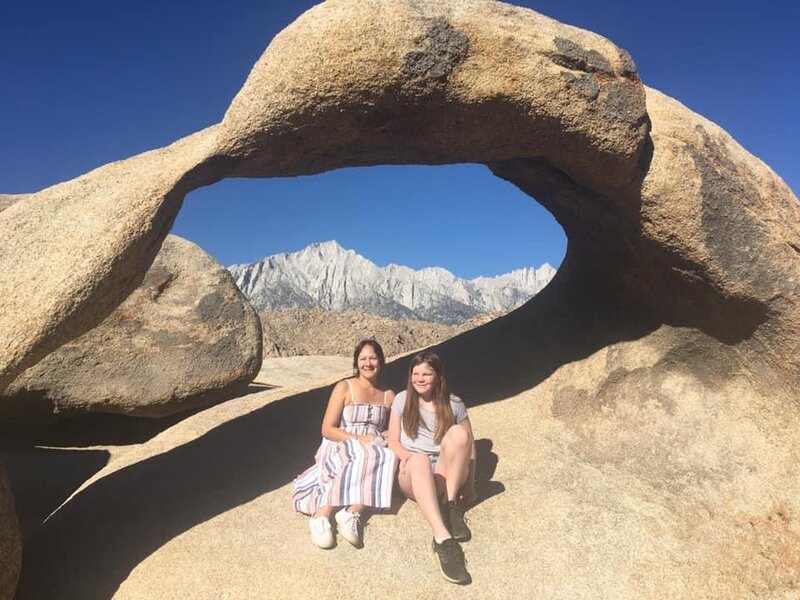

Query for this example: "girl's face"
[357,345,381,380]
[411,362,438,399]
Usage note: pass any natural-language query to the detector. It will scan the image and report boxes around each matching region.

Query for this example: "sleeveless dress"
[292,380,397,515]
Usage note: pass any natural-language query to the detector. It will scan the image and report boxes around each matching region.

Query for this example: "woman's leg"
[313,505,335,519]
[434,423,473,501]
[398,454,451,540]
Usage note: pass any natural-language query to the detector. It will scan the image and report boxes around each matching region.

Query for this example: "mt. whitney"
[228,241,556,325]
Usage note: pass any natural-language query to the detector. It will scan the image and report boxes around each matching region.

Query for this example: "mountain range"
[228,241,556,325]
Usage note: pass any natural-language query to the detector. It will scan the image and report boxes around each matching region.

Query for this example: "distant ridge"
[228,240,556,325]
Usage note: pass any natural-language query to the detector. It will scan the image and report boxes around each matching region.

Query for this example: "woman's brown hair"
[352,339,385,375]
[402,352,454,444]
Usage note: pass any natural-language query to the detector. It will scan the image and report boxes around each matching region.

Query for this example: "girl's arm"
[387,410,412,461]
[320,380,375,443]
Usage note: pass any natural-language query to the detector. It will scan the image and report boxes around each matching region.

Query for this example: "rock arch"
[0,0,795,395]
[1,0,799,595]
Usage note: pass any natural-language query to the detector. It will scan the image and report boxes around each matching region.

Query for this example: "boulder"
[0,126,228,391]
[0,462,21,600]
[1,235,262,419]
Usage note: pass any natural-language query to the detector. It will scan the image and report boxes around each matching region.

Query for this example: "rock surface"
[0,0,797,597]
[0,462,21,600]
[8,348,798,599]
[1,235,262,419]
[259,307,495,357]
[0,126,227,391]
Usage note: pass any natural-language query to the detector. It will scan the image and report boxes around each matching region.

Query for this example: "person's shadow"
[472,438,504,506]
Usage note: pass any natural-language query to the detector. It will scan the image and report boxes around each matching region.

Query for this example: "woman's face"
[411,362,438,399]
[357,345,381,380]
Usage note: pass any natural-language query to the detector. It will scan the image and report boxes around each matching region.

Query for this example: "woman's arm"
[383,389,396,411]
[320,380,375,443]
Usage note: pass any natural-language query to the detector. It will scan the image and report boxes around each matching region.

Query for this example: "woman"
[388,351,476,585]
[293,339,397,549]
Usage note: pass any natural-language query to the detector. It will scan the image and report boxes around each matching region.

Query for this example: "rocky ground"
[6,336,798,599]
[259,308,498,357]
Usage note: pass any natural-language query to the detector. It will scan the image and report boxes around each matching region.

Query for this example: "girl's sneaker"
[432,538,470,584]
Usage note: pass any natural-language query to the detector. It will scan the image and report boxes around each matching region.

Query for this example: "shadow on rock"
[0,384,270,449]
[16,386,330,599]
[3,447,110,542]
[473,438,504,507]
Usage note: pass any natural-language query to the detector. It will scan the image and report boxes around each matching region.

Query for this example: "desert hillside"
[259,307,499,357]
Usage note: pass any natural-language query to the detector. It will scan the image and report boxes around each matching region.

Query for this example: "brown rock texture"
[0,0,797,596]
[0,462,20,600]
[259,307,496,357]
[1,235,262,419]
[0,126,229,391]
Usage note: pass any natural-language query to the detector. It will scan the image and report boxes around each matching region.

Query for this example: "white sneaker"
[309,516,335,549]
[335,508,362,547]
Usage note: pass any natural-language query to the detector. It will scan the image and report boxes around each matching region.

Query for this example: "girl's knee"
[443,422,471,448]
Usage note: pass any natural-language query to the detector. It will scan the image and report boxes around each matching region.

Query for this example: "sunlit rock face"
[0,235,262,420]
[0,0,797,596]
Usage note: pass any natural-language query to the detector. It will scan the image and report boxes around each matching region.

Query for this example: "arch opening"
[172,163,567,362]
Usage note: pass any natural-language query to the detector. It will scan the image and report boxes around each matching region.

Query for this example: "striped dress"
[292,388,397,515]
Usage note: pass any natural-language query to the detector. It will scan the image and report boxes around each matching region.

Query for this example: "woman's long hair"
[402,351,454,444]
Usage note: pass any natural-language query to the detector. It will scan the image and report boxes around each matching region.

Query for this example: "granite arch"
[1,1,799,596]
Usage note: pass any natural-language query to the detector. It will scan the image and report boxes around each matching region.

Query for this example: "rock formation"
[0,0,797,596]
[0,234,262,420]
[259,307,496,357]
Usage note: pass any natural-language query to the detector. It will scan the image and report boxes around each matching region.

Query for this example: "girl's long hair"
[402,352,454,444]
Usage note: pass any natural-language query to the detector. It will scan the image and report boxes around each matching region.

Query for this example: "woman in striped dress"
[292,339,397,549]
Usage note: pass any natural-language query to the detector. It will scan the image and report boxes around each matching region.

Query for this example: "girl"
[293,339,397,549]
[388,351,476,585]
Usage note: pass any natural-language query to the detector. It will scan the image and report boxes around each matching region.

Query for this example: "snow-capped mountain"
[228,241,556,325]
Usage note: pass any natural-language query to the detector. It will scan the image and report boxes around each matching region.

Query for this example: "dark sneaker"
[432,538,470,584]
[446,501,471,542]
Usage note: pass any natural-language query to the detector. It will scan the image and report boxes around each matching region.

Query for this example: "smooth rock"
[1,235,261,419]
[0,126,228,391]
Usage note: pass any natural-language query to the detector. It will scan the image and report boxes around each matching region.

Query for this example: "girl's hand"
[399,457,409,476]
[459,480,477,507]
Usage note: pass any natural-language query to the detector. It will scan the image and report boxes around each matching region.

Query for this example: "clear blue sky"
[2,1,797,278]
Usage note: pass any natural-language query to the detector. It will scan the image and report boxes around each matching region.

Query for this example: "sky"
[2,0,797,279]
